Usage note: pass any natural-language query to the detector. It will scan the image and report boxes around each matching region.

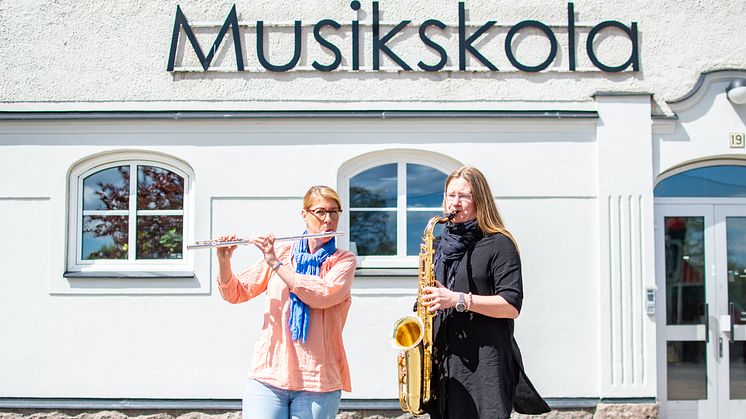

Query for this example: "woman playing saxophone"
[420,166,550,419]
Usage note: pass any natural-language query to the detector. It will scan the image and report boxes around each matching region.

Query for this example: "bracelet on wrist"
[466,292,473,311]
[271,261,283,271]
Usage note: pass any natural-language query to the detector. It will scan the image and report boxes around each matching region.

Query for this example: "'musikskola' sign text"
[167,1,639,73]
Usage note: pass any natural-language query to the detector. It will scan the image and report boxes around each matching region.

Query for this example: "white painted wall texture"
[1,0,746,411]
[0,120,600,400]
[0,0,744,111]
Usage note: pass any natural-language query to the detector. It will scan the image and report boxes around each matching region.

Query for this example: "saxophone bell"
[391,315,424,351]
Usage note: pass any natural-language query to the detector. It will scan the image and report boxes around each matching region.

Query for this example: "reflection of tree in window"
[137,166,184,259]
[349,164,397,256]
[83,166,130,259]
[727,218,746,324]
[83,216,128,259]
[665,217,706,325]
[81,164,184,261]
[84,166,129,210]
[350,212,396,256]
[137,216,183,259]
[349,162,447,257]
[350,186,387,208]
[350,163,397,208]
[138,166,184,210]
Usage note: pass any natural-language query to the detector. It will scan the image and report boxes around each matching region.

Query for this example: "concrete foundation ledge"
[0,405,659,419]
[591,402,659,419]
[0,399,659,419]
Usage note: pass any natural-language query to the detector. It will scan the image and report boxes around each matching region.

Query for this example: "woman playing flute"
[215,185,357,419]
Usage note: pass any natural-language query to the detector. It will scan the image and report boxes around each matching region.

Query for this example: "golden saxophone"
[391,213,452,416]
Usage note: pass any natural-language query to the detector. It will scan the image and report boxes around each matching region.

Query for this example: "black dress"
[427,233,550,419]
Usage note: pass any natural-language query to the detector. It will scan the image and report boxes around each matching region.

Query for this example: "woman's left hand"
[251,234,279,266]
[421,280,458,312]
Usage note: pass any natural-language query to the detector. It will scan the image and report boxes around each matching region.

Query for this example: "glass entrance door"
[656,205,716,418]
[715,206,746,417]
[656,204,746,418]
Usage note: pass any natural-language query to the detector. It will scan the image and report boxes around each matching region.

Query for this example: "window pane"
[727,217,746,323]
[82,215,128,259]
[665,217,706,325]
[407,211,446,256]
[350,164,397,208]
[350,211,396,255]
[83,166,130,210]
[407,164,447,208]
[727,217,746,400]
[137,166,184,210]
[136,216,184,259]
[732,342,746,400]
[655,165,746,197]
[667,341,707,400]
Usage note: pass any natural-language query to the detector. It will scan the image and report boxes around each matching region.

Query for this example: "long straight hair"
[443,166,517,247]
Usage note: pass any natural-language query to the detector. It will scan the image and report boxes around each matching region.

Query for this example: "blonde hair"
[443,166,517,246]
[303,185,342,210]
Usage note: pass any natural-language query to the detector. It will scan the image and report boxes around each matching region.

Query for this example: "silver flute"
[187,231,345,250]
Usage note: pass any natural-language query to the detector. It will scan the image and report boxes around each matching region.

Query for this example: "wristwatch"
[455,292,467,312]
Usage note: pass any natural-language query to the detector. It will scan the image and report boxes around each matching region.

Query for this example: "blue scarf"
[289,233,337,343]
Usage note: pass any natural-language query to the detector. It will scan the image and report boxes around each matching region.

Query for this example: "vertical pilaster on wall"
[595,94,657,398]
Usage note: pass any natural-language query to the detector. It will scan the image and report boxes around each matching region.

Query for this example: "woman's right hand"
[216,234,238,263]
[421,280,458,312]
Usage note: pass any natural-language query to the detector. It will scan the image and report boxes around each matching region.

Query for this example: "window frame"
[67,153,194,275]
[340,152,459,268]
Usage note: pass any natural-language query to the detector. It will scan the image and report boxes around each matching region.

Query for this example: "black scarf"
[435,219,484,290]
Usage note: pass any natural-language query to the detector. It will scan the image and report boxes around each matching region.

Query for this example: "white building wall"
[0,118,601,399]
[595,95,656,398]
[655,70,746,177]
[1,0,744,111]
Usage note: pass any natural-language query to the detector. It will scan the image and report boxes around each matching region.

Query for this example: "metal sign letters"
[167,2,639,73]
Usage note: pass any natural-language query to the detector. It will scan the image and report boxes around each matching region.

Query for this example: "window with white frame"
[347,161,449,266]
[68,156,191,273]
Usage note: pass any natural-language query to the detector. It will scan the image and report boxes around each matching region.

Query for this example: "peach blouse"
[218,242,356,392]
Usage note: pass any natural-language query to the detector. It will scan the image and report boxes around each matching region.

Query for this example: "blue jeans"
[242,378,341,419]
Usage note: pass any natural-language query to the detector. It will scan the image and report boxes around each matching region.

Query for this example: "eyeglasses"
[308,208,343,219]
[445,192,473,202]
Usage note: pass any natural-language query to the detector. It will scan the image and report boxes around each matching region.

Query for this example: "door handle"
[729,303,735,343]
[704,303,709,343]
